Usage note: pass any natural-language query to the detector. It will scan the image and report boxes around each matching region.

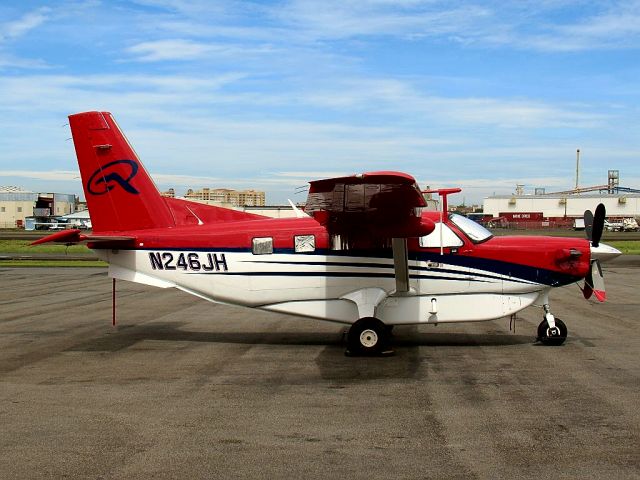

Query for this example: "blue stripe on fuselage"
[136,247,579,286]
[412,251,580,287]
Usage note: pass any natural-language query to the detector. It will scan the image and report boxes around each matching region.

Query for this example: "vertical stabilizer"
[69,111,175,232]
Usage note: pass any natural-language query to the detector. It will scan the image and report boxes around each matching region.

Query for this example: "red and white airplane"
[35,111,621,355]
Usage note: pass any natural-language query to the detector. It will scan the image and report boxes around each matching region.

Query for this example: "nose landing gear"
[537,317,567,345]
[537,304,567,345]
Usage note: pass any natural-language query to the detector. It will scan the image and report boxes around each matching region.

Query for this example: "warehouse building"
[0,186,77,229]
[484,192,640,222]
[483,170,640,227]
[184,187,265,207]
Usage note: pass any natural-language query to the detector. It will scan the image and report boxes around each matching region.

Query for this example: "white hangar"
[483,192,640,220]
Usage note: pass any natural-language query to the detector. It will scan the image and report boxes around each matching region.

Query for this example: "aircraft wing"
[305,171,434,238]
[305,171,435,294]
[31,229,135,246]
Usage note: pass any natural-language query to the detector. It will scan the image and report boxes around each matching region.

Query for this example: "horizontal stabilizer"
[30,229,82,245]
[31,229,134,246]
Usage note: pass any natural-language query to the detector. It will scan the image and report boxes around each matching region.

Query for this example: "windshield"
[449,214,493,243]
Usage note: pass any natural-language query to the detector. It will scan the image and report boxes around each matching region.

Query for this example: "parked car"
[573,218,585,230]
[623,218,639,232]
[604,220,623,232]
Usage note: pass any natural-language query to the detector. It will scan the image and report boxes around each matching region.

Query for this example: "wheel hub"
[360,329,379,348]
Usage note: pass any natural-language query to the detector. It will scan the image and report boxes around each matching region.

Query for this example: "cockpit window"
[419,223,463,248]
[449,214,493,243]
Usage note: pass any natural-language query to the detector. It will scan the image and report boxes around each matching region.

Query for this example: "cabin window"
[449,214,493,243]
[419,223,463,248]
[17,207,22,213]
[294,235,315,253]
[252,237,273,255]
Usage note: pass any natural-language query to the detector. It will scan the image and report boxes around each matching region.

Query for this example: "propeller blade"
[584,209,593,241]
[584,259,606,302]
[592,203,606,247]
[591,259,606,302]
[583,257,594,299]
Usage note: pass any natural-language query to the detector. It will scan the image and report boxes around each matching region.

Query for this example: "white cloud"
[0,71,598,132]
[125,38,277,62]
[0,2,638,204]
[540,3,640,50]
[428,97,607,129]
[263,0,640,52]
[126,39,214,62]
[287,77,608,129]
[0,7,51,42]
[0,54,49,69]
[274,0,491,41]
[0,72,630,183]
[273,171,353,179]
[0,7,52,69]
[0,170,79,181]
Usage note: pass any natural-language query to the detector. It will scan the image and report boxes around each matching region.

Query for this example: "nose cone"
[591,242,622,263]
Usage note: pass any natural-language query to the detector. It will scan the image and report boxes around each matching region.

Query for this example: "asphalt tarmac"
[0,264,638,479]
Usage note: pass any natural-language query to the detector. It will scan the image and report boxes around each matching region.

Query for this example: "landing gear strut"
[536,297,567,346]
[537,317,567,345]
[537,304,567,345]
[346,317,393,356]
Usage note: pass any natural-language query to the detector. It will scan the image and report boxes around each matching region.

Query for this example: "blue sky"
[0,0,639,204]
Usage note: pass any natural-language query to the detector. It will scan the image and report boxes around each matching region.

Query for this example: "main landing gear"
[346,317,394,356]
[536,303,567,346]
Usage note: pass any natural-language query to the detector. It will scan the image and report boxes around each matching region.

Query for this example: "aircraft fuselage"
[94,212,591,326]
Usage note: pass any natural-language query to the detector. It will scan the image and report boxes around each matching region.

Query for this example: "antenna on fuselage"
[288,199,309,218]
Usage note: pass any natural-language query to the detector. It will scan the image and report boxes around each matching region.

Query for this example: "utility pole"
[575,149,580,191]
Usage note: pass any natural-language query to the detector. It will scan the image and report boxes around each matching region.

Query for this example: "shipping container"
[498,212,544,221]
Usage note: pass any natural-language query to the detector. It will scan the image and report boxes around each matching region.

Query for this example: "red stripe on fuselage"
[87,211,591,280]
[90,217,329,250]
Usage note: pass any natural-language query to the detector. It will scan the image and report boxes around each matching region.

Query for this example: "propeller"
[591,203,605,247]
[583,203,607,302]
[584,209,593,243]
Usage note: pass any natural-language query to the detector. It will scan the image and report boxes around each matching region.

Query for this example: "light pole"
[575,149,580,191]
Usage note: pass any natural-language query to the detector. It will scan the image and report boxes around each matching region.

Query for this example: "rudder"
[69,111,175,232]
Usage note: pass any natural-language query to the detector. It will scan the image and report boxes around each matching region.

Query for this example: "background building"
[0,186,77,228]
[57,210,92,230]
[483,170,640,226]
[484,193,640,219]
[184,188,265,207]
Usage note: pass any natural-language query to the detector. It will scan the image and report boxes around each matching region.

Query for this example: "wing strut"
[392,237,410,294]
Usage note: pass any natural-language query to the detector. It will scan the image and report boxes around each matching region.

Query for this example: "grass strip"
[0,260,107,267]
[607,241,640,255]
[0,239,93,254]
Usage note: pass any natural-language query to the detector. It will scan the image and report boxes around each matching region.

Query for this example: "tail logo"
[87,159,140,195]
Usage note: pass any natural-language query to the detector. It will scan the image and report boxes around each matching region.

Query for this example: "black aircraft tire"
[537,318,567,346]
[347,317,388,356]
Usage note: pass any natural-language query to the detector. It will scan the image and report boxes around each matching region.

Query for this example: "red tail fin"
[69,111,174,232]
